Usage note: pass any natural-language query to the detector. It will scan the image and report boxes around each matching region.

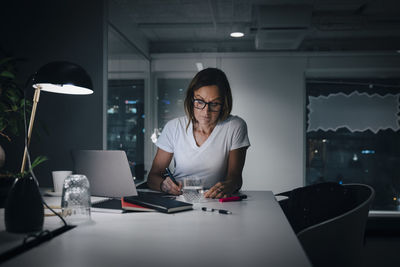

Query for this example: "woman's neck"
[193,121,217,135]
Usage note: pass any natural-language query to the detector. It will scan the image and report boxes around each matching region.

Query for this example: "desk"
[1,191,311,267]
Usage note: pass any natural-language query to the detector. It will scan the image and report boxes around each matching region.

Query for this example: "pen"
[219,195,247,202]
[165,168,179,186]
[201,207,232,215]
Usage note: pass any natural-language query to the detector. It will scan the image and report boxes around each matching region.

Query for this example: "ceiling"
[109,0,400,54]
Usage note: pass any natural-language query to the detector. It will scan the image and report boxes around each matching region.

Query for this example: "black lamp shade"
[33,61,93,95]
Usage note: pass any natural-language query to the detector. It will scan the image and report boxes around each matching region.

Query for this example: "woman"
[147,68,250,198]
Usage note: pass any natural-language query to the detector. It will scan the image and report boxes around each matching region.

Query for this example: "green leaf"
[6,93,19,104]
[5,89,16,97]
[0,57,14,66]
[9,123,18,136]
[0,70,15,79]
[30,156,48,169]
[18,156,48,178]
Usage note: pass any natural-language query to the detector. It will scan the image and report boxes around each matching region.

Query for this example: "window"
[157,78,191,129]
[107,79,145,180]
[305,79,400,212]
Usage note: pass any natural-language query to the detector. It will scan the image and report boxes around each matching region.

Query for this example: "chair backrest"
[277,182,359,233]
[297,183,374,267]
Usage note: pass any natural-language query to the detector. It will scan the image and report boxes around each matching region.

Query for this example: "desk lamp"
[4,61,93,233]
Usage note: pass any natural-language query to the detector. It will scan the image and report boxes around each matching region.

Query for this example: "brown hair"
[184,68,233,130]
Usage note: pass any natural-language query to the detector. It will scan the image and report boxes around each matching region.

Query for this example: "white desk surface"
[0,191,311,267]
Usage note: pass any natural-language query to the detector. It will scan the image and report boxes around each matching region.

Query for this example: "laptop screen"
[72,150,138,198]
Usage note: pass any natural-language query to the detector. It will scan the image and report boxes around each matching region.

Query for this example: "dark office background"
[0,0,105,185]
[1,1,400,266]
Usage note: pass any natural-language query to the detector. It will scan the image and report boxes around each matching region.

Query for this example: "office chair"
[276,182,374,267]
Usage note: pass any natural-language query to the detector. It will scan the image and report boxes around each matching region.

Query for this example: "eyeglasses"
[193,98,222,112]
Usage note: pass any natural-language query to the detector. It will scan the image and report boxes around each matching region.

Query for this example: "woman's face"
[193,85,222,126]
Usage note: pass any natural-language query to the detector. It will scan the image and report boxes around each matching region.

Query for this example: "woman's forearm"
[147,172,164,192]
[147,148,174,192]
[227,175,243,192]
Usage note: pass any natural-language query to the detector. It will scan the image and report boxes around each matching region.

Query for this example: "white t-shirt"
[156,115,250,188]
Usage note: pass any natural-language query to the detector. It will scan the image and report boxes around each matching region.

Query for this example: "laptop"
[72,150,138,198]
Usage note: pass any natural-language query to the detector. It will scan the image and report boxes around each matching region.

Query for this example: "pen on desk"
[201,207,232,215]
[219,195,247,202]
[164,168,179,186]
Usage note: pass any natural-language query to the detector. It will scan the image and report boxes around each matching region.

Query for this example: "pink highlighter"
[219,195,247,202]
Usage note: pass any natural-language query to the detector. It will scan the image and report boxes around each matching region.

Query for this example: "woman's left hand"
[204,181,238,199]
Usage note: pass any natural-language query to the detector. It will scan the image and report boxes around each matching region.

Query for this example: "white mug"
[52,171,72,192]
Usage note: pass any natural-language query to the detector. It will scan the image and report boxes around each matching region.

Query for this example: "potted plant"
[0,57,30,156]
[0,57,34,207]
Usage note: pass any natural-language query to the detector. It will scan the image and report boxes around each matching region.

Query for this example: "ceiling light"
[230,32,244,38]
[230,24,245,38]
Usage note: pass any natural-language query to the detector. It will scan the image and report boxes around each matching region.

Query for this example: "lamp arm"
[20,86,41,174]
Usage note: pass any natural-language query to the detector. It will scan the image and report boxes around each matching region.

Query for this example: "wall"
[2,1,399,192]
[151,52,400,193]
[1,0,106,186]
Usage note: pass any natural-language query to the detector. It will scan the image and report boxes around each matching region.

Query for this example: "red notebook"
[121,197,154,212]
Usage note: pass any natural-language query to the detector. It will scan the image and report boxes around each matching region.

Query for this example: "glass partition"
[305,79,400,212]
[107,24,149,182]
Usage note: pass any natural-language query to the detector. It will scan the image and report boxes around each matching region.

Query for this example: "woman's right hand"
[160,177,183,195]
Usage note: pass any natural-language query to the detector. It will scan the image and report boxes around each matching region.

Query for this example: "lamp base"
[4,176,44,233]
